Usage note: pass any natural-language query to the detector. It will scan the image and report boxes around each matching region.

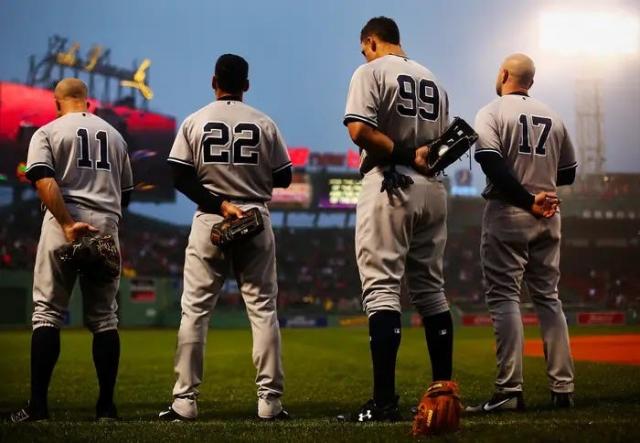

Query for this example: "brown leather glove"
[412,380,462,437]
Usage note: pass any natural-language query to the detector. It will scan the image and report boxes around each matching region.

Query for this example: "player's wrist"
[389,144,416,166]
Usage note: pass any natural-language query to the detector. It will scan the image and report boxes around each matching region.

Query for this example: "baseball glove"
[210,207,264,247]
[55,234,120,283]
[412,380,462,437]
[425,117,478,175]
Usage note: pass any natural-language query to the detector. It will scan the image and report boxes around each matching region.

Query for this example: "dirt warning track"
[524,334,640,366]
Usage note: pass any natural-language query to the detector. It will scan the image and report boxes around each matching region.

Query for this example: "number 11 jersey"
[26,112,133,219]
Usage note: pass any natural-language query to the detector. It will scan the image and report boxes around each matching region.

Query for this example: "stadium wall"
[1,270,635,329]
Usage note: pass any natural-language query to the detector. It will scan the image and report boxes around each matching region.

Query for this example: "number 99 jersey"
[168,98,291,202]
[473,94,577,199]
[343,54,449,172]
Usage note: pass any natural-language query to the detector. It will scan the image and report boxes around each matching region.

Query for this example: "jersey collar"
[217,95,243,102]
[506,91,529,97]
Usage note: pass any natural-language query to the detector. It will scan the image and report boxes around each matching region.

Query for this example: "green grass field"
[1,325,639,442]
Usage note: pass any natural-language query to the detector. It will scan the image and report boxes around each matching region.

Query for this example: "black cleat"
[551,392,574,409]
[465,391,525,413]
[96,403,119,421]
[337,396,402,423]
[8,405,49,423]
[158,406,194,422]
[259,409,291,421]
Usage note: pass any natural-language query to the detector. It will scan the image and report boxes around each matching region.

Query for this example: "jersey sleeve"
[558,124,578,171]
[121,151,134,192]
[343,64,379,128]
[473,106,503,159]
[25,128,56,181]
[440,89,450,134]
[270,123,291,172]
[167,120,194,167]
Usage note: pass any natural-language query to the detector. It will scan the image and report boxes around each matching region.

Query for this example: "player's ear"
[243,79,250,93]
[528,78,534,89]
[501,69,509,84]
[370,38,377,53]
[211,76,217,91]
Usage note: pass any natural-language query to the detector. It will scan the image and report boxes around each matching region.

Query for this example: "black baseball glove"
[210,207,265,247]
[55,234,120,283]
[425,117,478,175]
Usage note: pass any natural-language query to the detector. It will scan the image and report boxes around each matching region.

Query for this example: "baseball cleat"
[158,406,195,422]
[8,404,49,423]
[551,392,574,409]
[96,403,119,421]
[465,391,525,413]
[258,409,291,421]
[336,396,402,423]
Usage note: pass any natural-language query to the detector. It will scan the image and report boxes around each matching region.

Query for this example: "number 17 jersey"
[168,99,291,202]
[473,94,577,198]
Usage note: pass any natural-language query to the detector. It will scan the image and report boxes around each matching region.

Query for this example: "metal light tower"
[575,78,605,175]
[539,10,639,176]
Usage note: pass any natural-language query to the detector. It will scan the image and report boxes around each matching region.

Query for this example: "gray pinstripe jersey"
[168,99,291,202]
[343,54,449,170]
[25,112,133,219]
[474,94,577,199]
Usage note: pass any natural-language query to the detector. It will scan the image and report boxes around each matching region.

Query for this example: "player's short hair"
[214,54,249,94]
[360,17,400,44]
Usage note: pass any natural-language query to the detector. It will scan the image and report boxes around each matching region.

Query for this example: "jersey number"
[518,114,552,156]
[202,122,260,165]
[76,128,110,170]
[396,74,439,121]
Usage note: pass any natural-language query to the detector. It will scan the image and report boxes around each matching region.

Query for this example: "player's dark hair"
[360,17,400,44]
[214,54,249,94]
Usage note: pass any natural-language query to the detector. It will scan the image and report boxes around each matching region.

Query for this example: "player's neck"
[215,90,243,102]
[378,44,406,59]
[501,84,529,97]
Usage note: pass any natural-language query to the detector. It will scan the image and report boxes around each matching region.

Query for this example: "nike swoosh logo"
[482,398,512,411]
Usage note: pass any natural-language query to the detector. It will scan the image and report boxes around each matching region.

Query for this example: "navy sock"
[422,310,453,381]
[30,326,61,413]
[92,329,120,409]
[369,310,402,405]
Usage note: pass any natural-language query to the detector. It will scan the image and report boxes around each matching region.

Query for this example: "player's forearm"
[171,163,224,214]
[347,122,394,161]
[35,177,74,228]
[477,153,534,210]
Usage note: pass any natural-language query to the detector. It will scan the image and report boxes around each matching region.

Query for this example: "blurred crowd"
[1,202,639,314]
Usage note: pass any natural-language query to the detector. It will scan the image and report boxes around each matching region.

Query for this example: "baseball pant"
[481,199,574,394]
[171,204,283,418]
[32,205,120,333]
[355,165,449,318]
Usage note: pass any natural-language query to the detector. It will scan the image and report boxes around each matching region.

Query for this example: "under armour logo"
[358,410,372,421]
[394,328,401,334]
[438,329,448,336]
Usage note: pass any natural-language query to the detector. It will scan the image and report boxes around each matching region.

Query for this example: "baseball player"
[340,17,455,421]
[467,53,577,412]
[158,54,292,421]
[9,78,133,422]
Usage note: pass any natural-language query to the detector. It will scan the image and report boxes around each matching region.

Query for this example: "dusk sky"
[1,0,638,224]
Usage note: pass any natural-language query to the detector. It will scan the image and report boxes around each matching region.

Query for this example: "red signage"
[577,312,625,325]
[462,313,539,326]
[287,147,310,167]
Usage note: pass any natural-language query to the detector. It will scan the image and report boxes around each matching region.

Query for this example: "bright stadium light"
[539,11,639,56]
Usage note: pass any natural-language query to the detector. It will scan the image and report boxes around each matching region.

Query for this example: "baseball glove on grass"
[412,380,462,437]
[210,207,264,247]
[55,234,120,283]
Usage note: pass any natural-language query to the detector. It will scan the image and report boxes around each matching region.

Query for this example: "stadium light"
[539,11,639,56]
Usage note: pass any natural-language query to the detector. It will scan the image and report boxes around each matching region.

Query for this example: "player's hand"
[413,145,431,176]
[62,221,99,242]
[531,192,559,218]
[221,201,245,219]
